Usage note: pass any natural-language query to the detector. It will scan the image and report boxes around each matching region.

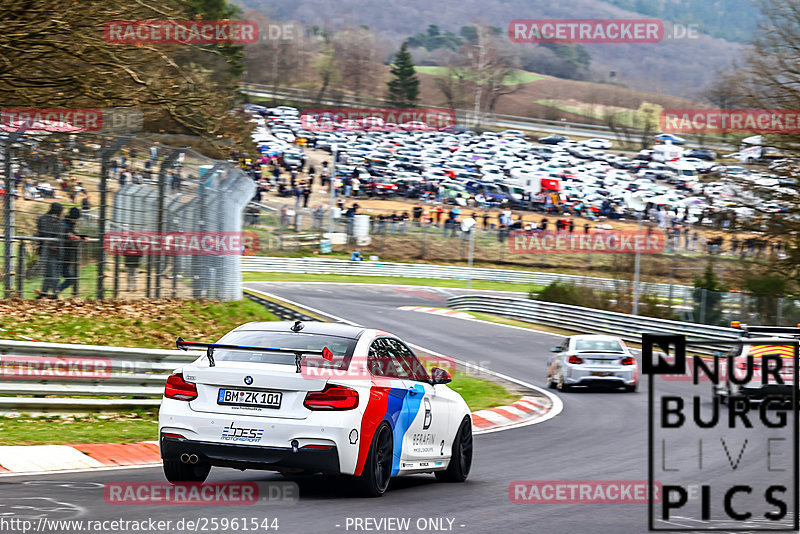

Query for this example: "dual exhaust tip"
[180,453,199,464]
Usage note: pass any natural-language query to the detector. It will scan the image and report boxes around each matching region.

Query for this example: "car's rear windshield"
[215,331,358,370]
[575,339,624,352]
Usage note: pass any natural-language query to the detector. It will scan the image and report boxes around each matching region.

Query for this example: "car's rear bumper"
[565,367,636,387]
[160,435,341,474]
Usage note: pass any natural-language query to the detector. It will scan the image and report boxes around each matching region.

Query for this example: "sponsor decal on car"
[221,422,265,443]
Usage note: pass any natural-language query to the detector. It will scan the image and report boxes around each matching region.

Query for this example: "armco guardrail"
[0,340,202,412]
[448,294,739,351]
[240,256,694,299]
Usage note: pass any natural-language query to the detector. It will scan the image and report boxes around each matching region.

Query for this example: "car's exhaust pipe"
[180,453,191,464]
[188,454,199,464]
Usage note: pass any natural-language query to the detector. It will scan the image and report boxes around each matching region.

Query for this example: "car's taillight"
[304,385,359,410]
[567,355,584,364]
[621,357,636,365]
[736,361,760,370]
[164,373,198,401]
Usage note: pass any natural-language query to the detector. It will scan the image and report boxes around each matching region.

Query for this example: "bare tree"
[0,0,252,154]
[333,27,380,97]
[458,24,523,127]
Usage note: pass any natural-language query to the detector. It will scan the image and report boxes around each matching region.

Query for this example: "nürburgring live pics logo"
[643,333,798,531]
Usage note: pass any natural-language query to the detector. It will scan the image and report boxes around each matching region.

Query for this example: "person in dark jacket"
[35,203,64,298]
[57,207,89,295]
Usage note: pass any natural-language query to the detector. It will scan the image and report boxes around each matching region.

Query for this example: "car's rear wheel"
[356,423,393,497]
[163,459,211,484]
[436,417,472,483]
[556,374,571,392]
[625,382,638,393]
[546,371,557,389]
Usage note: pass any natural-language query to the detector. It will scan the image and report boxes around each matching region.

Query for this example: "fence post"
[98,135,132,299]
[15,240,24,297]
[3,128,27,298]
[155,150,180,299]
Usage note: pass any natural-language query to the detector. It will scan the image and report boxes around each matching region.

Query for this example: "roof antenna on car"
[291,320,304,332]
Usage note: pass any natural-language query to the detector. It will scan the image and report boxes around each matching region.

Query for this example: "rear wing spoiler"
[176,337,332,373]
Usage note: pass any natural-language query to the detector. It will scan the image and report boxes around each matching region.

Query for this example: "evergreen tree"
[387,42,419,107]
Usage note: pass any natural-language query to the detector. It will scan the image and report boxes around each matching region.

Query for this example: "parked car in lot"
[686,148,716,161]
[160,322,473,496]
[538,135,569,145]
[546,335,638,392]
[655,133,686,145]
[580,138,613,150]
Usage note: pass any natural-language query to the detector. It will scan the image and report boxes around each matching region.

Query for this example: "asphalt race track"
[0,282,794,534]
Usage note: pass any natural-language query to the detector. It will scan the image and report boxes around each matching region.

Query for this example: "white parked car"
[159,322,473,497]
[580,138,613,150]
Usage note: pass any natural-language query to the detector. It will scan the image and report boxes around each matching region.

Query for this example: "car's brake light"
[164,373,198,401]
[304,385,359,410]
[736,361,760,370]
[161,432,186,439]
[621,357,636,365]
[567,355,584,364]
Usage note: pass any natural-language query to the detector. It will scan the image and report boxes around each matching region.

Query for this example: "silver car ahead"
[546,335,638,392]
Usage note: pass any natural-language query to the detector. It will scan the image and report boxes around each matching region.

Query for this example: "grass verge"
[0,411,159,445]
[242,271,543,293]
[0,298,277,347]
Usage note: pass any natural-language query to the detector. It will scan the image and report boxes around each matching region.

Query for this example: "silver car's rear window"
[575,339,624,352]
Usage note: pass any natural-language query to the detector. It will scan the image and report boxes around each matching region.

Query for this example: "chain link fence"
[1,133,254,300]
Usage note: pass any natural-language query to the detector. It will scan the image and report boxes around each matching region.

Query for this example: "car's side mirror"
[550,347,561,353]
[430,367,452,385]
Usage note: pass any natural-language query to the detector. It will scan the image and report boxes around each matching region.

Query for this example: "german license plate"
[217,388,282,408]
[590,371,614,377]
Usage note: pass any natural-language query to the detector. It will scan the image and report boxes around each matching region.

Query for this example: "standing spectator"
[568,220,575,233]
[57,207,89,296]
[434,206,444,226]
[294,184,303,207]
[351,176,360,198]
[412,204,423,226]
[81,194,90,212]
[302,185,311,208]
[35,203,64,299]
[483,212,490,230]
